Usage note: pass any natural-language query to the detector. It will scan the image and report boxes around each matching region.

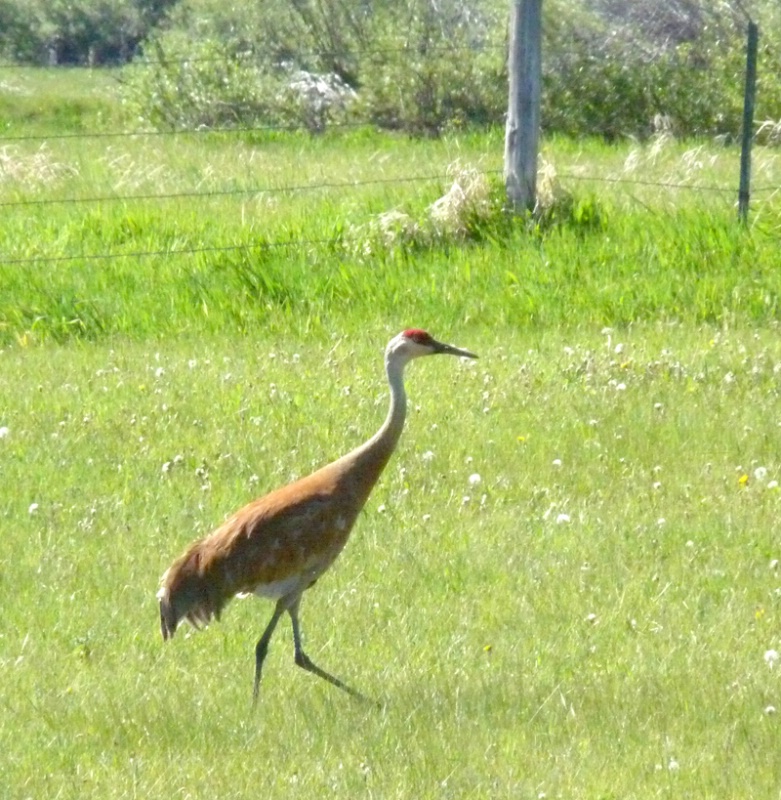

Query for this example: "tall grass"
[2,198,781,343]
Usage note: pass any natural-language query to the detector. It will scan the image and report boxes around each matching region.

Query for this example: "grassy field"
[2,68,781,799]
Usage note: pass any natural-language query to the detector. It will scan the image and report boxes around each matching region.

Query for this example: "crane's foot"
[294,650,380,708]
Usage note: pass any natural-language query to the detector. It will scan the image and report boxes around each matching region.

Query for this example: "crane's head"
[388,328,478,363]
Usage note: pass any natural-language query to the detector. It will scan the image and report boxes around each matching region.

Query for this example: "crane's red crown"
[403,328,433,345]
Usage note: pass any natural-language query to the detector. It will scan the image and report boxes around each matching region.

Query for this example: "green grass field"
[2,68,781,799]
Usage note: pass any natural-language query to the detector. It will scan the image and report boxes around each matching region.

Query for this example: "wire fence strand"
[3,170,769,213]
[0,172,475,209]
[4,163,776,267]
[4,167,772,268]
[0,238,324,267]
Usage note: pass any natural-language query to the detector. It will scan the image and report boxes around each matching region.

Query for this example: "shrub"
[62,0,781,141]
[0,0,178,65]
[121,0,506,136]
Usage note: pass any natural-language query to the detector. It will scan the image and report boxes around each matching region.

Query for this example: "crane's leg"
[287,597,375,705]
[253,598,287,704]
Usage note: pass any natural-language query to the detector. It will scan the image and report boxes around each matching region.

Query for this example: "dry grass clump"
[351,157,607,257]
[0,79,24,95]
[0,145,77,188]
[372,209,422,249]
[99,148,172,192]
[757,118,781,146]
[535,157,574,220]
[352,161,500,256]
[622,130,675,175]
[621,130,724,187]
[536,156,608,231]
[427,162,494,235]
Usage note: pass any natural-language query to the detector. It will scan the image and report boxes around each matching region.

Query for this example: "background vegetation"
[1,108,781,346]
[2,0,781,139]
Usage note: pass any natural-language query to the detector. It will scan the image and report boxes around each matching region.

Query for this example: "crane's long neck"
[339,350,408,490]
[371,350,409,462]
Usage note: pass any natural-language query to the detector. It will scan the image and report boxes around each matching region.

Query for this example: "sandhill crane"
[157,329,477,703]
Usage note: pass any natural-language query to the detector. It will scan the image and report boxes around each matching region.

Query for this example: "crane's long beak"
[434,340,478,359]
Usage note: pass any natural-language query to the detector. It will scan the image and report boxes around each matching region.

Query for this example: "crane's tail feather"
[156,548,227,640]
[157,584,178,640]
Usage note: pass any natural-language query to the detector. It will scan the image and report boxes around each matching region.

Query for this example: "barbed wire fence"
[0,37,777,269]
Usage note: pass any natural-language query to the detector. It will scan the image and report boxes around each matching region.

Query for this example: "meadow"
[1,68,781,799]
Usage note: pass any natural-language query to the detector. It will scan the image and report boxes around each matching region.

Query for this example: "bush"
[120,0,363,130]
[0,0,178,65]
[350,1,505,136]
[121,0,506,135]
[121,36,277,130]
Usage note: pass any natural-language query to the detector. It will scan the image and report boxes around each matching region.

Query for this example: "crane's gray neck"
[345,349,408,481]
[375,349,408,454]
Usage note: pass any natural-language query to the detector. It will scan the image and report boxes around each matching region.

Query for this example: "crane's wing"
[158,466,361,638]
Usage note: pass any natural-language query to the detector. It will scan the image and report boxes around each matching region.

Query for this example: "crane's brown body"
[159,432,397,638]
[157,329,477,702]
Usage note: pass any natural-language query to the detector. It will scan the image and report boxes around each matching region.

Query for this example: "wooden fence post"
[738,20,758,225]
[505,0,543,214]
